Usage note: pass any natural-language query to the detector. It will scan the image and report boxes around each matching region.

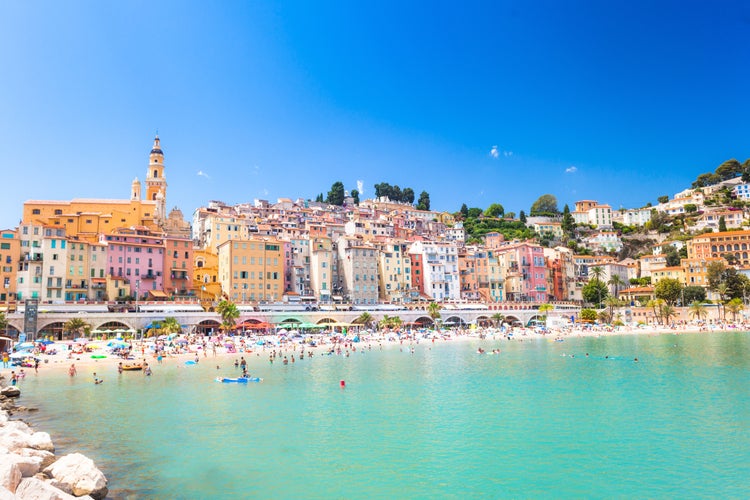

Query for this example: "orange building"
[22,136,169,242]
[217,237,285,303]
[687,229,750,266]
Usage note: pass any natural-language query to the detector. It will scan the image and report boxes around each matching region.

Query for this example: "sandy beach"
[4,321,746,383]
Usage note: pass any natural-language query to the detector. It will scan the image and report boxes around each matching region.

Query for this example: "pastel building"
[497,242,548,302]
[0,230,19,305]
[23,136,171,242]
[217,237,285,303]
[408,241,460,301]
[103,228,165,300]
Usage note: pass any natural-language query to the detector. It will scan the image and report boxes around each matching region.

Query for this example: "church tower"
[131,177,141,201]
[145,135,167,222]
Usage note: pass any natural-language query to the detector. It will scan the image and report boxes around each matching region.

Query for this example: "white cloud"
[261,188,269,196]
[252,165,261,175]
[197,170,210,179]
[490,146,512,159]
[356,180,364,195]
[565,166,578,174]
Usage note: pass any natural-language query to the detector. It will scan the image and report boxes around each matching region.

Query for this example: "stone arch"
[504,314,522,326]
[413,316,434,327]
[195,319,221,335]
[37,321,66,341]
[475,315,492,327]
[443,315,466,327]
[316,317,338,325]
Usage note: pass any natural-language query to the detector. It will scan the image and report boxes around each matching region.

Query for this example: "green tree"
[715,158,743,180]
[216,300,240,331]
[725,298,744,322]
[689,301,708,321]
[605,296,622,322]
[519,210,527,224]
[561,204,575,233]
[402,187,415,204]
[659,303,676,325]
[530,194,559,215]
[484,203,505,218]
[64,318,91,338]
[326,181,345,206]
[0,313,6,334]
[427,302,441,329]
[718,216,727,232]
[706,261,726,290]
[354,312,374,329]
[459,203,469,219]
[416,191,431,211]
[682,286,706,304]
[491,312,505,327]
[654,278,683,306]
[350,189,360,205]
[538,303,554,320]
[607,275,626,297]
[664,246,680,267]
[315,193,324,203]
[467,207,482,218]
[684,203,697,213]
[582,280,609,307]
[657,195,669,204]
[159,317,182,336]
[580,308,598,322]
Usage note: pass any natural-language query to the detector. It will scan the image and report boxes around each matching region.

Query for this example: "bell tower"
[145,135,167,222]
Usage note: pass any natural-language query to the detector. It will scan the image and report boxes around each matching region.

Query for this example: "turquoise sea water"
[16,331,750,499]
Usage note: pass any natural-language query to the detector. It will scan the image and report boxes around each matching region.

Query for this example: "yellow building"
[650,266,685,286]
[0,229,18,308]
[22,136,169,242]
[217,237,285,303]
[193,249,221,308]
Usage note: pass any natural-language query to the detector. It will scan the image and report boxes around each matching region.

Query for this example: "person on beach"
[118,362,123,374]
[10,372,17,386]
[34,358,40,373]
[69,364,77,377]
[93,372,102,384]
[1,352,8,368]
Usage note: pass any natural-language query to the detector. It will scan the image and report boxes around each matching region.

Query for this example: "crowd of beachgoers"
[2,319,748,380]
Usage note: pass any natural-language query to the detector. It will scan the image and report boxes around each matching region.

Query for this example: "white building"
[408,240,460,301]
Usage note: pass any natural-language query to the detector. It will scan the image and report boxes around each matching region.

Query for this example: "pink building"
[163,234,194,298]
[105,227,165,299]
[498,242,547,302]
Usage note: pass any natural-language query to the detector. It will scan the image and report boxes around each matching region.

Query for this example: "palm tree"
[689,301,707,322]
[660,303,676,325]
[354,312,374,330]
[646,299,661,325]
[64,318,91,339]
[427,302,441,330]
[216,300,240,332]
[608,275,626,298]
[589,266,605,283]
[491,312,505,327]
[725,298,744,322]
[159,316,182,336]
[716,283,729,320]
[604,296,621,323]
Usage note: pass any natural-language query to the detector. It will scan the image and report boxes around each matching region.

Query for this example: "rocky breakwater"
[0,382,108,499]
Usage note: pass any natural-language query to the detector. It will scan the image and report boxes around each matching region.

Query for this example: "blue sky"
[1,1,749,229]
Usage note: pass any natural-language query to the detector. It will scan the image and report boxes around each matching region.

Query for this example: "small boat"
[122,364,142,371]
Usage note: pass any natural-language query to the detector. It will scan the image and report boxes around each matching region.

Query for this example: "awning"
[149,290,169,298]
